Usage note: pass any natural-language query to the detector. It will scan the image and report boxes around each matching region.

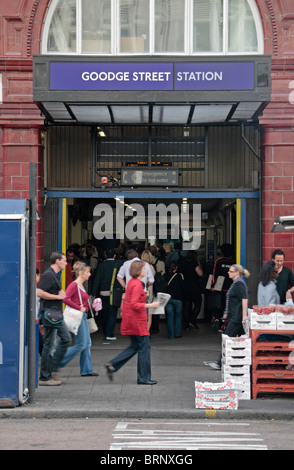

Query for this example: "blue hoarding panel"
[0,220,22,403]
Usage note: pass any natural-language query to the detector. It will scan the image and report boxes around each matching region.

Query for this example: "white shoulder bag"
[87,299,98,334]
[63,285,84,335]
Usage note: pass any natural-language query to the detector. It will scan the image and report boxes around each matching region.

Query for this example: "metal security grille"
[95,126,206,188]
[46,124,259,191]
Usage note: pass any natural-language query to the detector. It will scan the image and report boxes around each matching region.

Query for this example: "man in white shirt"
[117,249,154,289]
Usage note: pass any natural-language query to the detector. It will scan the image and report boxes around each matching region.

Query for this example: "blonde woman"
[223,264,250,336]
[207,264,250,370]
[59,262,98,377]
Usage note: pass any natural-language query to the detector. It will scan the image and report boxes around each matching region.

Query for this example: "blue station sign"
[50,61,254,91]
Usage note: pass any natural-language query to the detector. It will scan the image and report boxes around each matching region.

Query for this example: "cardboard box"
[222,335,251,349]
[196,389,238,402]
[194,381,239,409]
[249,310,277,330]
[222,352,252,365]
[222,364,251,381]
[195,396,238,410]
[276,312,294,330]
[194,380,235,392]
[222,347,251,357]
[237,389,251,400]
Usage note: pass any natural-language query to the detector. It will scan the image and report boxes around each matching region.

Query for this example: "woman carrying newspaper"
[105,261,160,385]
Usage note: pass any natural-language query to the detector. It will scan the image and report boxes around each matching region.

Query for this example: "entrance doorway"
[43,190,259,326]
[64,195,236,266]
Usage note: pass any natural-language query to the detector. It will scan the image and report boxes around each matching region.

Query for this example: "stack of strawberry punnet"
[248,306,277,330]
[221,335,252,400]
[194,381,239,410]
[248,305,294,331]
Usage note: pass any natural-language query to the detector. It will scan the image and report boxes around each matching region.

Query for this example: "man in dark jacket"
[210,243,235,329]
[92,249,123,340]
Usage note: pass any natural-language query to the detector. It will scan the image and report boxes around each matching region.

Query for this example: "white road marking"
[110,421,268,450]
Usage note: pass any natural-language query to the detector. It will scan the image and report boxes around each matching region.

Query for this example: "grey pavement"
[1,322,294,420]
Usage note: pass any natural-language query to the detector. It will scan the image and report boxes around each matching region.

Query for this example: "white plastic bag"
[63,305,83,336]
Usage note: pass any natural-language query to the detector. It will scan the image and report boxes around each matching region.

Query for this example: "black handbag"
[109,265,123,307]
[43,306,63,328]
[111,288,123,308]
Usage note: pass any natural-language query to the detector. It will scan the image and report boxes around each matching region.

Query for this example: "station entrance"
[42,121,261,306]
[45,123,259,255]
[44,191,259,307]
[60,195,236,263]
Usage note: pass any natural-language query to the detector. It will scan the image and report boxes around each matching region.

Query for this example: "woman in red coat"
[105,261,160,385]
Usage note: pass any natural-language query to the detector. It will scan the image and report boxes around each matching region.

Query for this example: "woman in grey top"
[257,261,280,306]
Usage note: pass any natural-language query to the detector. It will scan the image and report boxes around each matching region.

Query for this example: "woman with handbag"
[59,262,98,377]
[105,261,160,385]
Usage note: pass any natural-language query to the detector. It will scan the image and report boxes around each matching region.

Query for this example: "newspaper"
[153,292,171,315]
[206,274,213,290]
[214,275,225,291]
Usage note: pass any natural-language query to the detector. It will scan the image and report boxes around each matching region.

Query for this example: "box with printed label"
[249,310,277,330]
[194,381,239,409]
[237,389,251,400]
[222,364,251,381]
[222,347,251,357]
[222,352,252,365]
[195,395,238,410]
[276,312,294,330]
[233,381,251,400]
[194,380,235,393]
[222,335,251,350]
[195,389,238,402]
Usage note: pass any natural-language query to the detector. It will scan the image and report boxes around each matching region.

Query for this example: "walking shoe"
[218,321,227,333]
[137,380,157,385]
[212,318,219,329]
[105,364,114,381]
[209,362,221,370]
[106,336,117,340]
[203,361,221,370]
[81,372,99,377]
[39,379,62,386]
[52,372,66,383]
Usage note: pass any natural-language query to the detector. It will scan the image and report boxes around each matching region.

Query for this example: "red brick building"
[0,0,294,285]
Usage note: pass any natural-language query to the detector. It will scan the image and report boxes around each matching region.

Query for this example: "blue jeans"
[109,335,151,382]
[59,313,94,375]
[165,299,182,338]
[39,320,71,381]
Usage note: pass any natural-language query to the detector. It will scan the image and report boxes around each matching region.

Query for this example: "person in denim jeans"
[59,262,98,377]
[37,252,71,385]
[164,261,184,338]
[105,261,160,385]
